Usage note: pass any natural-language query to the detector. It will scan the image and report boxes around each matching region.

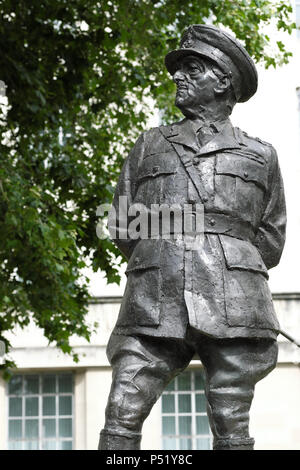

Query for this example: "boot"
[98,429,142,450]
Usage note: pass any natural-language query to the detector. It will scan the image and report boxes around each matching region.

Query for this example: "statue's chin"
[175,95,183,107]
[175,100,195,118]
[175,97,188,113]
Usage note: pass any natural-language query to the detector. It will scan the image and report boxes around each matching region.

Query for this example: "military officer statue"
[98,24,286,450]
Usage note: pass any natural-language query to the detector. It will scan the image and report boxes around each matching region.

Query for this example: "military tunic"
[109,118,286,340]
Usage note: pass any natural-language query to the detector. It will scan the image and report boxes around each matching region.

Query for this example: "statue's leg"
[195,335,278,450]
[98,333,194,450]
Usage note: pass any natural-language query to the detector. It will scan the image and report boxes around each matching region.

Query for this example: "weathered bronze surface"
[98,24,286,451]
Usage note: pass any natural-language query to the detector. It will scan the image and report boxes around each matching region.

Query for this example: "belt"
[149,212,256,243]
[203,212,255,243]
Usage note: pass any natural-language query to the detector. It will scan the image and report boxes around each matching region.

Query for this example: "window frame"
[161,368,212,450]
[6,372,74,450]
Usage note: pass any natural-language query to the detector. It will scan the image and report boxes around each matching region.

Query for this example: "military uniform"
[111,118,285,340]
[99,24,286,451]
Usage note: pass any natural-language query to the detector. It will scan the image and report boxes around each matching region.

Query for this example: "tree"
[0,0,295,372]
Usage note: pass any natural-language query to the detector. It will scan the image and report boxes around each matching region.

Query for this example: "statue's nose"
[173,69,185,82]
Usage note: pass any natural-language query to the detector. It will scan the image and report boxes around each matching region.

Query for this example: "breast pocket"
[216,153,267,189]
[134,153,179,204]
[215,153,268,221]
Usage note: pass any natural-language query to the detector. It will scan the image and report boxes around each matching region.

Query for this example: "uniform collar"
[189,118,226,135]
[163,118,245,155]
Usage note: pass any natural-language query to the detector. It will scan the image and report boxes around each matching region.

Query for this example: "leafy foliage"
[0,0,295,370]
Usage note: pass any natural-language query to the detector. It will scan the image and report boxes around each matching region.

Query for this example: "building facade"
[0,294,300,450]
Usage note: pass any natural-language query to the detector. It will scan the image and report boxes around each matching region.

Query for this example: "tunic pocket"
[137,153,178,181]
[116,240,162,327]
[216,153,268,191]
[215,153,268,223]
[219,235,268,278]
[219,235,279,331]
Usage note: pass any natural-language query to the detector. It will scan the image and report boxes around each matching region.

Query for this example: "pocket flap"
[137,153,178,181]
[126,239,162,273]
[219,235,268,278]
[216,154,267,191]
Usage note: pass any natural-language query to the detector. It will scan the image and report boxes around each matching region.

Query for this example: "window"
[161,369,212,450]
[7,373,74,450]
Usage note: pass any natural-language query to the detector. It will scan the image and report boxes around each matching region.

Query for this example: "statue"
[98,24,286,451]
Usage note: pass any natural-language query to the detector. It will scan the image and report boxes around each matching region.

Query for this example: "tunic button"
[135,257,140,264]
[203,196,208,202]
[244,171,249,178]
[153,166,159,174]
[209,218,215,226]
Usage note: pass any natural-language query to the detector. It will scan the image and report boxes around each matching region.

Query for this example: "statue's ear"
[214,75,231,95]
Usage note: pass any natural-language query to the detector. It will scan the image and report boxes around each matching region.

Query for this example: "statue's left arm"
[254,146,286,270]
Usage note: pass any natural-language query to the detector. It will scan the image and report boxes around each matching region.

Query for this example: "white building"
[1,4,300,451]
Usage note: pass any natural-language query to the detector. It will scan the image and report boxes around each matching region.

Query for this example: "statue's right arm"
[108,133,145,260]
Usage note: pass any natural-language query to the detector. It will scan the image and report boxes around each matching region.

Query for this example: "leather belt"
[149,212,255,243]
[203,212,255,243]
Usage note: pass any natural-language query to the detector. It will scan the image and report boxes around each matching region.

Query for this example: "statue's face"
[173,55,221,114]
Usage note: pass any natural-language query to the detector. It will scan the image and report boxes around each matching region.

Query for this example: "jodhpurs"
[99,328,278,450]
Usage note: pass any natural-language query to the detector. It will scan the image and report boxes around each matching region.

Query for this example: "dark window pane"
[162,416,175,435]
[196,437,211,450]
[195,393,206,412]
[25,419,39,439]
[59,418,72,438]
[195,371,205,390]
[9,397,22,417]
[43,419,56,438]
[58,375,72,393]
[42,375,56,394]
[9,420,22,439]
[59,396,72,416]
[178,394,191,413]
[177,372,191,391]
[165,380,175,391]
[24,375,39,395]
[162,395,175,413]
[43,396,56,416]
[179,416,191,435]
[196,415,210,435]
[25,397,38,417]
[60,441,73,450]
[179,438,192,450]
[8,375,23,395]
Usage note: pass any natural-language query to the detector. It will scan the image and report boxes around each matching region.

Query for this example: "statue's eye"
[188,64,201,73]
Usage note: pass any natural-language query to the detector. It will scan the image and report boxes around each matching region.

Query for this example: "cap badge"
[182,30,194,48]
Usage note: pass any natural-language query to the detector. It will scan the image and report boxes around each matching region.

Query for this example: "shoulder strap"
[159,127,209,204]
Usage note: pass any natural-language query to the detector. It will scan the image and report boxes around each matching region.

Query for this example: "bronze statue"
[98,24,286,450]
